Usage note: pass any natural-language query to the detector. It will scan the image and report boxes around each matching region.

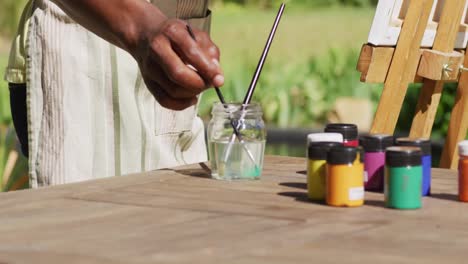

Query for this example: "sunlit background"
[0,0,464,191]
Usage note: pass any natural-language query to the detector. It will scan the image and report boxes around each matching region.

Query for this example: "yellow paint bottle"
[326,146,365,207]
[307,142,342,200]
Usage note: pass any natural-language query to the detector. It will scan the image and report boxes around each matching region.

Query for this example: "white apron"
[5,0,211,187]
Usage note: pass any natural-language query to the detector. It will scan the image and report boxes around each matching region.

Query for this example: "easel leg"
[370,0,434,135]
[409,79,444,138]
[409,0,466,139]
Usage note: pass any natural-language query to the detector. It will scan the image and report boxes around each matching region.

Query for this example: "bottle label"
[349,187,364,201]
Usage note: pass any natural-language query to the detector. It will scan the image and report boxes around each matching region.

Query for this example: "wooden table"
[0,156,466,264]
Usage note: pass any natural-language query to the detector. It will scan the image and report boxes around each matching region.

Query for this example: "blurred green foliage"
[0,128,29,191]
[0,0,28,36]
[396,83,467,140]
[0,55,28,191]
[199,48,382,128]
[199,46,467,140]
[205,6,378,128]
[0,56,11,127]
[0,1,464,186]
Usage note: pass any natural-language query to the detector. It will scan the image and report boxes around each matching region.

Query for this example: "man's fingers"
[142,61,203,99]
[150,36,207,91]
[163,22,224,87]
[198,31,221,60]
[145,79,198,111]
[138,18,225,110]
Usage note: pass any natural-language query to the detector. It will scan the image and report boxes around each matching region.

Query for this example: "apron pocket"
[154,104,196,136]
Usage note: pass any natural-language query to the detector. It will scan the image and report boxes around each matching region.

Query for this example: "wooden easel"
[357,0,468,169]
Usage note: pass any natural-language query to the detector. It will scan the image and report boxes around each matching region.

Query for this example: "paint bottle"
[307,142,342,201]
[458,140,468,202]
[306,133,343,174]
[326,146,364,207]
[359,134,394,191]
[395,138,431,196]
[324,123,359,147]
[385,146,423,210]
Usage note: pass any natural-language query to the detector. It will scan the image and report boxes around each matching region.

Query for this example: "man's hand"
[51,0,223,110]
[134,19,224,110]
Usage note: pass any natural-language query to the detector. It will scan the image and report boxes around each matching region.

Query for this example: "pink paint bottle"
[324,124,359,147]
[359,134,394,192]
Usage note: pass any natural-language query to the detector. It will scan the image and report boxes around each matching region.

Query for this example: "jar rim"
[211,102,263,115]
[213,101,261,107]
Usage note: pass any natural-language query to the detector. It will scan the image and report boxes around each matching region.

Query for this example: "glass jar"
[207,102,266,180]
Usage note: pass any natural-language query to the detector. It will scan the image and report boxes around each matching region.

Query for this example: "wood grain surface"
[0,156,466,264]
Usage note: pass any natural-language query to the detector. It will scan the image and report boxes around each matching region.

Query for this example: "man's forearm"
[49,0,224,110]
[51,0,167,54]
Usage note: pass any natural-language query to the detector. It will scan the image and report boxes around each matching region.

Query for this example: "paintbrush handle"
[186,25,258,166]
[243,3,285,104]
[186,25,244,139]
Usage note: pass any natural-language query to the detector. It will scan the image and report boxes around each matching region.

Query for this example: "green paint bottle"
[385,146,423,210]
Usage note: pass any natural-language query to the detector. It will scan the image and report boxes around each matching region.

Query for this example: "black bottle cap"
[308,142,343,160]
[324,123,358,141]
[395,137,431,156]
[327,146,358,165]
[359,134,394,152]
[386,146,423,167]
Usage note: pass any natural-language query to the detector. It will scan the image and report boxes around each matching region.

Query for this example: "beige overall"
[4,0,211,188]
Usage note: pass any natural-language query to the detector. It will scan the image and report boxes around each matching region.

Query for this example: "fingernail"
[212,59,220,67]
[187,64,197,72]
[213,74,224,87]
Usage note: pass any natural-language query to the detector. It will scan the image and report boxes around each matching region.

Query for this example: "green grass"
[0,42,7,189]
[0,51,11,126]
[211,5,374,65]
[0,0,28,37]
[200,6,377,125]
[0,43,29,191]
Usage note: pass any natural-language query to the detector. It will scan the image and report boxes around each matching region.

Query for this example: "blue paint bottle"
[395,138,431,196]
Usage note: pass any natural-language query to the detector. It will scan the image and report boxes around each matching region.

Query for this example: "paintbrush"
[186,24,259,168]
[222,3,286,163]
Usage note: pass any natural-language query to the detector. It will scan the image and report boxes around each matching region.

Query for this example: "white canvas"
[368,0,468,49]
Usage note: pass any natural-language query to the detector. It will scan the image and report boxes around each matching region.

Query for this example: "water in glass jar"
[209,140,265,180]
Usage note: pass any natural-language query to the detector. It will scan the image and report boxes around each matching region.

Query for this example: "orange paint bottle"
[326,146,365,207]
[459,141,468,202]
